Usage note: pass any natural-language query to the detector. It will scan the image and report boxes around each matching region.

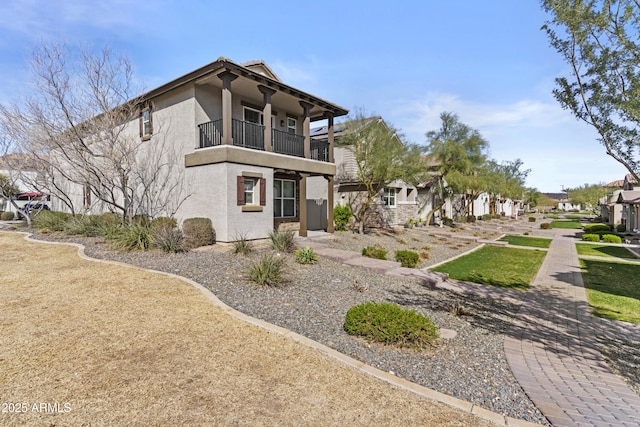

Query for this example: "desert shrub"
[295,246,318,264]
[249,254,283,286]
[132,214,151,227]
[540,222,551,229]
[65,214,114,237]
[334,204,352,231]
[1,211,14,220]
[584,223,612,233]
[110,223,153,251]
[395,250,419,268]
[269,227,295,252]
[582,233,600,242]
[151,216,177,230]
[31,210,71,231]
[362,244,387,260]
[344,301,438,349]
[98,222,122,240]
[233,233,252,255]
[602,234,623,244]
[466,215,476,223]
[528,216,536,222]
[152,226,185,253]
[481,214,491,221]
[182,217,215,248]
[616,223,626,233]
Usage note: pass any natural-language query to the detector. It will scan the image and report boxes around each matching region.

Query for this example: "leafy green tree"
[566,182,607,213]
[425,112,489,218]
[542,0,640,181]
[524,187,542,209]
[482,159,530,214]
[339,112,427,233]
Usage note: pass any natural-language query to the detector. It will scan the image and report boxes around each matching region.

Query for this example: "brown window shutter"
[237,176,245,205]
[260,178,266,206]
[139,111,143,137]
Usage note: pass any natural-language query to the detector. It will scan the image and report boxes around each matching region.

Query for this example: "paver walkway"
[504,231,640,426]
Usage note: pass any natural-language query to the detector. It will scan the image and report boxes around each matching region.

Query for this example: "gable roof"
[142,56,348,120]
[616,190,640,204]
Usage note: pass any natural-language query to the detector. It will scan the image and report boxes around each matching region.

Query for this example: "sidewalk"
[504,231,640,426]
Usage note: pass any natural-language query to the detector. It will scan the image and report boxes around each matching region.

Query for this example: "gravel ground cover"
[30,227,551,426]
[23,222,640,426]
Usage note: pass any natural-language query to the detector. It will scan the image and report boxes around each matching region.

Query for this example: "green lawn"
[576,243,639,259]
[579,259,640,324]
[550,220,583,229]
[498,235,552,248]
[430,246,546,291]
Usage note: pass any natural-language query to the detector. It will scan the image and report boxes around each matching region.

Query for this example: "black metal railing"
[197,119,331,162]
[310,140,330,162]
[233,119,264,150]
[198,119,223,148]
[273,128,304,157]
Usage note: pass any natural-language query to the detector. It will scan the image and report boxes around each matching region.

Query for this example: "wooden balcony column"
[326,174,334,233]
[299,101,313,159]
[218,71,238,145]
[325,112,335,163]
[258,85,276,152]
[299,173,309,237]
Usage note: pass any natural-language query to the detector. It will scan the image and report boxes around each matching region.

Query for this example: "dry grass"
[0,232,491,426]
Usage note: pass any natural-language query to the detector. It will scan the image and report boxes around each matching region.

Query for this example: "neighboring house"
[54,57,348,241]
[600,180,624,226]
[615,173,640,232]
[310,117,443,228]
[0,154,48,213]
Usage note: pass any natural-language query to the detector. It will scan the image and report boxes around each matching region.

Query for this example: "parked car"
[24,203,50,214]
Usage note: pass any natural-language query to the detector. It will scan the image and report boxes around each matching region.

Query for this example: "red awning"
[17,192,46,198]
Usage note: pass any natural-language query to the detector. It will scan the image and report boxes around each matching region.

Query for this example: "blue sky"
[0,0,630,192]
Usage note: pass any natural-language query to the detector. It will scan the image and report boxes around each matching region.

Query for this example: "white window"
[141,109,152,138]
[244,178,256,205]
[244,107,263,125]
[287,117,297,134]
[383,188,396,207]
[274,179,296,217]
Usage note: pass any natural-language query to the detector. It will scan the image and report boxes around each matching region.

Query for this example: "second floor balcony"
[198,119,330,162]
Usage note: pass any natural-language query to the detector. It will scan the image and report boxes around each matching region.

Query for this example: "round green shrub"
[182,217,215,248]
[334,204,352,231]
[616,223,626,233]
[362,244,387,260]
[540,222,551,229]
[584,223,612,233]
[602,234,622,244]
[344,301,438,349]
[582,233,600,242]
[395,249,419,268]
[481,214,491,221]
[1,211,15,220]
[528,216,536,222]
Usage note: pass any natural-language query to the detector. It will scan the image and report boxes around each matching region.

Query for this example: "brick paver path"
[504,231,640,426]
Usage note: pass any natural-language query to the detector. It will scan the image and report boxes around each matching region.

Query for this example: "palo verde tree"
[0,42,190,223]
[542,0,640,182]
[483,159,531,214]
[425,112,489,220]
[338,112,427,233]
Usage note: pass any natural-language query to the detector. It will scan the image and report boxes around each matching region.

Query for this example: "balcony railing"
[233,119,264,150]
[197,119,330,162]
[273,128,304,157]
[310,140,330,162]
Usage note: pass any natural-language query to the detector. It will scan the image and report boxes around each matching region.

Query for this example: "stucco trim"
[185,145,336,176]
[242,205,263,212]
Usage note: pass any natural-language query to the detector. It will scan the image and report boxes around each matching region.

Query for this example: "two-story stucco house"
[615,173,640,232]
[53,57,348,242]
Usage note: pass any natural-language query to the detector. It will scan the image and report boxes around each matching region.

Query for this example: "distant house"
[599,180,624,226]
[0,154,49,214]
[51,57,348,241]
[310,117,445,228]
[615,174,640,232]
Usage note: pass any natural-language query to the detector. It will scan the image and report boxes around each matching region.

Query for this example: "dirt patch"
[0,232,492,426]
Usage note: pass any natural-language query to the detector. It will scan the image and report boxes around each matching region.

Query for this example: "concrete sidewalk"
[504,231,640,426]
